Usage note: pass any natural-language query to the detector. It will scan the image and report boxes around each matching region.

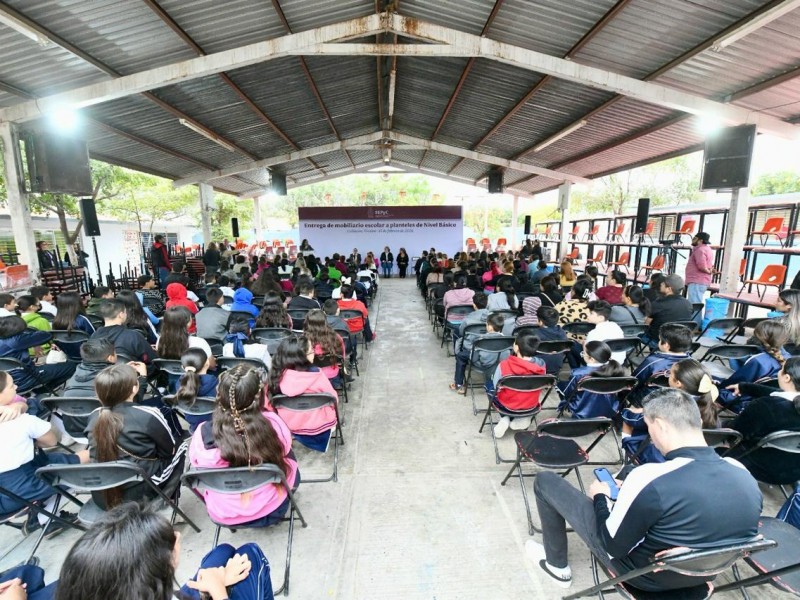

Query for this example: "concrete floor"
[0,278,792,598]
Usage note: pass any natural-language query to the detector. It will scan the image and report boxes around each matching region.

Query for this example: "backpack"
[777,482,800,530]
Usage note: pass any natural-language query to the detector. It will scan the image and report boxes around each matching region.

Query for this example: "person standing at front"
[685,232,714,323]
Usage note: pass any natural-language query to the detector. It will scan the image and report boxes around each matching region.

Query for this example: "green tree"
[751,171,800,196]
[210,193,252,241]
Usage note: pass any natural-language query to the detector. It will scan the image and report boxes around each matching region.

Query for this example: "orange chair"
[272,239,281,248]
[751,217,786,247]
[713,258,746,284]
[569,225,581,241]
[276,246,286,255]
[466,237,476,247]
[636,254,666,281]
[496,237,508,250]
[585,224,600,241]
[643,221,656,243]
[606,251,630,274]
[561,247,579,262]
[738,264,787,300]
[586,249,605,269]
[607,223,625,242]
[670,219,696,242]
[543,225,552,240]
[285,239,294,247]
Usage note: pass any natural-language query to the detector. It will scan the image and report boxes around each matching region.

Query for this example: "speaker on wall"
[271,172,288,196]
[524,215,532,235]
[700,124,756,190]
[22,131,93,196]
[634,197,650,234]
[231,218,240,238]
[80,198,101,237]
[487,168,503,194]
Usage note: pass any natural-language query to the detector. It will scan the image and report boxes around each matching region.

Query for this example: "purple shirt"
[685,244,714,286]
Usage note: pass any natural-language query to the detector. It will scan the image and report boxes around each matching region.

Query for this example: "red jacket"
[166,283,198,333]
[337,298,368,333]
[496,355,546,411]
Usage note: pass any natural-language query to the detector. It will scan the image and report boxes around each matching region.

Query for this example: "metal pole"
[91,237,102,283]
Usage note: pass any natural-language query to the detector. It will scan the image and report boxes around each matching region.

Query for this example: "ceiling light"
[0,11,51,46]
[47,107,79,133]
[697,114,724,136]
[712,0,800,51]
[179,119,238,152]
[532,120,587,153]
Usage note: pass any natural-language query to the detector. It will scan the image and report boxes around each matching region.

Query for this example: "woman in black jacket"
[202,242,221,276]
[396,248,409,278]
[380,246,394,278]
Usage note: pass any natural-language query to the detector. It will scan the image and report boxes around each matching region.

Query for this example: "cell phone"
[594,468,619,501]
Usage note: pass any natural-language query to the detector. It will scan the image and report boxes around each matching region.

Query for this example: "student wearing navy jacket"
[171,348,218,433]
[718,319,790,412]
[627,324,693,406]
[557,341,626,419]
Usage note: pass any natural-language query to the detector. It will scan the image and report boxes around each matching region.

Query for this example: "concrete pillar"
[510,194,519,251]
[198,183,213,245]
[719,187,750,295]
[558,181,572,261]
[253,195,264,241]
[0,123,39,281]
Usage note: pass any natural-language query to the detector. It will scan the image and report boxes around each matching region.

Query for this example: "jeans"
[534,471,612,571]
[454,348,471,386]
[382,264,392,277]
[686,284,707,325]
[180,543,273,600]
[157,267,170,289]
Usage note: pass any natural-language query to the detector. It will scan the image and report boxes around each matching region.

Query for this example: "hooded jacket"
[268,368,337,436]
[0,329,52,390]
[230,288,259,318]
[166,283,198,333]
[21,312,51,354]
[151,241,171,270]
[492,355,547,410]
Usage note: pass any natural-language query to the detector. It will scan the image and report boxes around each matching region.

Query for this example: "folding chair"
[605,338,642,369]
[252,328,294,354]
[728,430,800,493]
[465,336,515,416]
[441,305,474,354]
[0,356,57,396]
[270,393,343,483]
[431,299,445,336]
[217,357,269,378]
[606,252,630,274]
[695,317,744,347]
[565,536,777,600]
[512,324,541,337]
[86,314,104,330]
[226,310,256,330]
[691,302,704,322]
[40,396,101,439]
[287,309,309,334]
[182,465,307,597]
[500,417,614,534]
[489,309,519,323]
[50,329,91,361]
[535,340,573,381]
[671,218,696,242]
[703,428,743,451]
[728,317,767,345]
[478,375,555,464]
[36,461,200,531]
[698,344,760,380]
[251,295,265,307]
[569,225,581,241]
[738,265,787,301]
[563,322,596,338]
[164,394,216,422]
[751,216,786,247]
[339,309,368,356]
[619,323,648,339]
[635,254,665,282]
[674,320,700,334]
[313,353,349,404]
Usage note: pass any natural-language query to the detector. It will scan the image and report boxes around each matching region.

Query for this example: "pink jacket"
[188,411,298,526]
[685,244,714,286]
[443,288,475,314]
[268,368,338,435]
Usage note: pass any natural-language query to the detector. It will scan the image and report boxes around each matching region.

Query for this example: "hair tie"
[184,366,196,373]
[697,374,719,401]
[582,289,590,299]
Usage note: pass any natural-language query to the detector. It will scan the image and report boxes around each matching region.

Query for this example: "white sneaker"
[510,416,533,431]
[494,416,511,439]
[525,540,572,588]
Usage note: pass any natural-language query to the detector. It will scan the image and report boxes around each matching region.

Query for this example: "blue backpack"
[777,483,800,530]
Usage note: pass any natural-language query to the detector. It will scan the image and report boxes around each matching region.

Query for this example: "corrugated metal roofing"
[0,0,797,197]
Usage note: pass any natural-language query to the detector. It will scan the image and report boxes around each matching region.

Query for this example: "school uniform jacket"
[558,365,618,419]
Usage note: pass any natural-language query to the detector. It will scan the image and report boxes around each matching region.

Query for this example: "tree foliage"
[751,171,800,196]
[210,193,252,241]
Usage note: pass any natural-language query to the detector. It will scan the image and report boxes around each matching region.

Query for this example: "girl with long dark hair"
[267,336,338,451]
[486,278,519,312]
[117,289,158,344]
[157,306,212,360]
[557,341,625,418]
[53,291,94,334]
[188,365,298,529]
[87,364,187,509]
[255,293,292,329]
[172,347,218,432]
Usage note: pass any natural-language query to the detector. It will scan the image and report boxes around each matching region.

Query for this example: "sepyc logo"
[368,208,392,218]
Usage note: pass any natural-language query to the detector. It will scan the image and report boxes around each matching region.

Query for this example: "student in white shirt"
[30,285,57,316]
[0,293,16,317]
[585,300,626,364]
[222,319,272,369]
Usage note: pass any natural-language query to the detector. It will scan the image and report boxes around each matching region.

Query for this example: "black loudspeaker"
[634,197,650,234]
[700,124,756,190]
[80,198,101,237]
[524,215,532,235]
[488,168,503,194]
[22,131,93,196]
[231,218,240,238]
[271,172,287,196]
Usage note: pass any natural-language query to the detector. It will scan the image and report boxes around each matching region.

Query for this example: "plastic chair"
[36,461,200,532]
[182,465,307,597]
[496,237,507,250]
[500,418,614,535]
[478,375,555,464]
[608,223,625,242]
[606,251,630,274]
[271,393,343,483]
[643,221,656,243]
[586,249,604,269]
[751,216,786,247]
[585,224,600,241]
[636,254,665,282]
[738,265,787,300]
[565,537,777,600]
[671,219,696,242]
[569,225,581,241]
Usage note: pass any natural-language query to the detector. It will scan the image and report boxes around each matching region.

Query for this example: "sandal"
[457,386,467,396]
[448,383,459,391]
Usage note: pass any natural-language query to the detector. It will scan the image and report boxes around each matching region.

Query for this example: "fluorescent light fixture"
[0,11,51,46]
[47,107,79,132]
[532,120,587,153]
[179,118,237,152]
[697,114,724,136]
[712,0,800,51]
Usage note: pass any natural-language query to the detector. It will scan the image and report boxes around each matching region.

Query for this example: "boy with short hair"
[0,293,17,317]
[86,286,113,316]
[136,274,165,316]
[628,323,693,404]
[29,285,56,316]
[584,300,626,364]
[451,312,508,394]
[195,287,229,341]
[490,331,547,438]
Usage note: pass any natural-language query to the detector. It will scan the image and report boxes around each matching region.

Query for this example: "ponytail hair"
[93,364,139,507]
[670,358,719,428]
[175,347,209,408]
[497,278,517,310]
[625,285,651,316]
[754,319,788,368]
[583,341,625,377]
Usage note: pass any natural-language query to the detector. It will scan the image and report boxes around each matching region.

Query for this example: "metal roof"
[0,0,798,198]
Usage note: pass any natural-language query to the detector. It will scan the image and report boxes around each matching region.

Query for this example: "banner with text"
[298,206,462,260]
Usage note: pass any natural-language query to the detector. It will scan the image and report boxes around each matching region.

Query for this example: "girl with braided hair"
[188,364,298,528]
[719,319,790,412]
